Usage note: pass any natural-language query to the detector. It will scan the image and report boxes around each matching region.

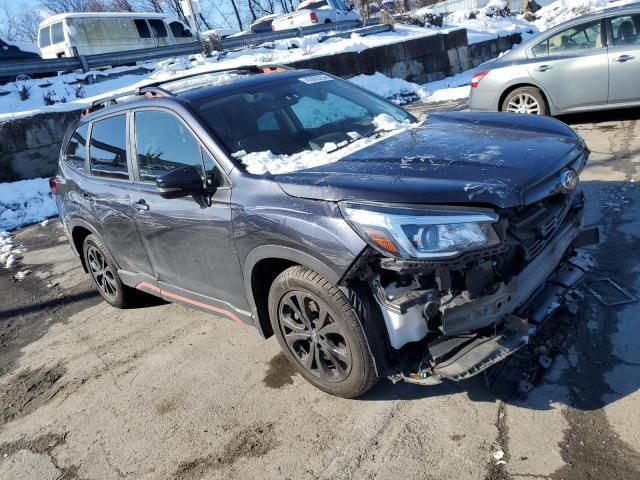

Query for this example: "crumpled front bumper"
[391,229,598,386]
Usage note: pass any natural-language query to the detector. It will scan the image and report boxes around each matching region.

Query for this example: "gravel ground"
[1,105,639,480]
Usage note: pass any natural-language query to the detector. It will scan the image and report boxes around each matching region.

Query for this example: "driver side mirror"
[348,4,354,10]
[156,166,205,199]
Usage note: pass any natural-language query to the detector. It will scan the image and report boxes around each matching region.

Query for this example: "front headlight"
[340,203,500,259]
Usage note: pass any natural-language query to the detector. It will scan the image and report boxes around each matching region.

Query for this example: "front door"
[527,18,609,111]
[130,108,249,320]
[607,12,640,104]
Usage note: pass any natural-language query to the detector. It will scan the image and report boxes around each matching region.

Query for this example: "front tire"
[501,86,547,115]
[83,234,133,308]
[268,266,378,398]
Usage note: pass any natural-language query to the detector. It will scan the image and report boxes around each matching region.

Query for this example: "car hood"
[273,112,587,209]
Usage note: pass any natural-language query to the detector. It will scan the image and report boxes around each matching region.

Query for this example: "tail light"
[49,176,59,196]
[471,70,490,88]
[310,12,318,23]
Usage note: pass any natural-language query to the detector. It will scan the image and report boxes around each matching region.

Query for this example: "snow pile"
[0,178,58,231]
[0,231,23,268]
[349,72,429,105]
[238,114,416,175]
[350,68,476,105]
[443,8,539,44]
[532,0,638,31]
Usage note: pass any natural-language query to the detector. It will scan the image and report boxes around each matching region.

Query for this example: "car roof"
[78,67,314,122]
[40,12,168,28]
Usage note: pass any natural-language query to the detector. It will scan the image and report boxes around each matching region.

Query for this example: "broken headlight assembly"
[339,202,501,259]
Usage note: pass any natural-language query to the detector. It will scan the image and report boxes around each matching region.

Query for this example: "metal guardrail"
[0,20,366,81]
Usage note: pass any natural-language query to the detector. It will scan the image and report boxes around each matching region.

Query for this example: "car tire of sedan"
[268,266,379,398]
[501,87,547,115]
[82,234,132,309]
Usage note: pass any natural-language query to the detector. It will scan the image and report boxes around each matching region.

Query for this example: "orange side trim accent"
[135,282,241,323]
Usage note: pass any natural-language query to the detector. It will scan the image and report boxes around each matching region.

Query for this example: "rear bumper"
[391,231,598,385]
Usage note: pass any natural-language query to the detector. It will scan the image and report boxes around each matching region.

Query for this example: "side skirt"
[118,270,252,325]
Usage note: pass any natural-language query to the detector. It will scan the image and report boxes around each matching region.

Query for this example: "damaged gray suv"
[53,67,598,398]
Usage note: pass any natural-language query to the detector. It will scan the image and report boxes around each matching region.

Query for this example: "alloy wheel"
[506,93,541,114]
[278,291,352,382]
[87,245,118,301]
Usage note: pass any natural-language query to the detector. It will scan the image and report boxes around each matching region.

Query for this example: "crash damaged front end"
[341,190,598,385]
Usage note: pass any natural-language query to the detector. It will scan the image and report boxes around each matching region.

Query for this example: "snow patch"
[532,0,638,31]
[0,178,58,231]
[238,114,418,175]
[349,72,429,105]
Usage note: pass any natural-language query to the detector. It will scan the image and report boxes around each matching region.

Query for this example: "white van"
[38,12,195,59]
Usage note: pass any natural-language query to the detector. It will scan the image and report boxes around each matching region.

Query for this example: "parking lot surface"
[1,105,639,480]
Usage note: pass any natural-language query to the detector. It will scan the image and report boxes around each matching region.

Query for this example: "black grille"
[507,191,578,261]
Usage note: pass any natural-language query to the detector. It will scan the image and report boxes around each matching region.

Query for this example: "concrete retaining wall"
[1,109,81,182]
[0,29,523,182]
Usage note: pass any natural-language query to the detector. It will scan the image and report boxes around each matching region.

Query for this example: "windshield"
[195,73,415,166]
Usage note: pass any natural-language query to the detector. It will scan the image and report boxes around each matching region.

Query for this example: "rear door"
[129,108,248,316]
[528,18,609,111]
[606,12,640,104]
[83,113,155,277]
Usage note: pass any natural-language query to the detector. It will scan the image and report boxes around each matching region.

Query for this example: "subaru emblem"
[560,169,578,191]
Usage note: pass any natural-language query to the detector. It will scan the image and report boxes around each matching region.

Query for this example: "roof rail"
[81,64,295,116]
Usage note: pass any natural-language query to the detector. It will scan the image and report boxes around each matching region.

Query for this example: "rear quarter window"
[64,124,89,172]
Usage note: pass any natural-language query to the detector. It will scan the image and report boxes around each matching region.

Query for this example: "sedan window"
[610,14,640,46]
[90,115,129,180]
[134,110,204,182]
[547,20,602,54]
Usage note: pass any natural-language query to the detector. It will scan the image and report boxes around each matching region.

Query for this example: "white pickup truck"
[271,0,361,31]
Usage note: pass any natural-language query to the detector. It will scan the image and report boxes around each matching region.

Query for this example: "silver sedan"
[469,4,640,115]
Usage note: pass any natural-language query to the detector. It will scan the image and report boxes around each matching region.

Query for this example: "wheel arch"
[498,82,553,115]
[68,218,113,273]
[243,245,344,339]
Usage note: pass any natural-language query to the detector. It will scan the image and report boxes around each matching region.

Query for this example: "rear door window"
[149,19,168,38]
[610,14,640,46]
[64,124,89,172]
[134,19,151,38]
[38,25,51,48]
[134,110,204,182]
[51,22,65,44]
[89,115,130,180]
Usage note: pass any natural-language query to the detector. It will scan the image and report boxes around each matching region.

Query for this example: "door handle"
[613,54,634,62]
[535,65,553,72]
[133,199,149,211]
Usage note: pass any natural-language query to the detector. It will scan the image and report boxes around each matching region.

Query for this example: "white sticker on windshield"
[299,74,333,84]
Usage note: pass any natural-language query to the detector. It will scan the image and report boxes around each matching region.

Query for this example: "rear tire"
[82,234,134,308]
[268,266,378,398]
[501,86,547,115]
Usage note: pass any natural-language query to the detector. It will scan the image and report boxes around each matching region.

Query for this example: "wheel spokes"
[278,289,353,383]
